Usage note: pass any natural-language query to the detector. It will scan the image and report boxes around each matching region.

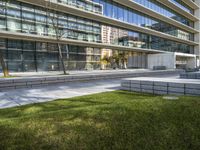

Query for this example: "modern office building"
[0,0,199,72]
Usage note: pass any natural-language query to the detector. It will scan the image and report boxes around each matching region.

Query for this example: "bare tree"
[0,0,9,77]
[45,0,68,75]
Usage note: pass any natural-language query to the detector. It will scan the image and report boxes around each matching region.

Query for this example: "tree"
[45,0,68,75]
[101,56,110,69]
[108,52,128,69]
[0,0,9,77]
[118,52,128,69]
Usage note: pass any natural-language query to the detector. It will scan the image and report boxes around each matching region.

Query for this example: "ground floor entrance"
[147,52,197,69]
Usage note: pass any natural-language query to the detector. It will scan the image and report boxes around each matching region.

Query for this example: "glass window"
[0,18,6,30]
[7,19,21,32]
[22,23,36,34]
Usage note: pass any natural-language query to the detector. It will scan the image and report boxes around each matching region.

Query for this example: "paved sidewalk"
[0,79,120,109]
[0,73,180,109]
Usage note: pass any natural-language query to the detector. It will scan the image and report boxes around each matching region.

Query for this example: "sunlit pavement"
[0,79,121,109]
[0,72,180,109]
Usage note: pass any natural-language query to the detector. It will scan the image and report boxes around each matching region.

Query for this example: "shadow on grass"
[0,91,199,150]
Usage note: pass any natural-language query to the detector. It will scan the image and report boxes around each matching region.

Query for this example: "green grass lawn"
[0,91,200,150]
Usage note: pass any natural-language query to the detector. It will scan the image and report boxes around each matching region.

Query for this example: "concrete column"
[194,0,200,67]
[186,57,197,68]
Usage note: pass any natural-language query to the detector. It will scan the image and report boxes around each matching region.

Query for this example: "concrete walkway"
[0,79,120,109]
[0,71,181,109]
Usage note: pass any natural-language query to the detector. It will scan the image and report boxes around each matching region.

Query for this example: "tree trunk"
[57,43,67,75]
[0,51,9,77]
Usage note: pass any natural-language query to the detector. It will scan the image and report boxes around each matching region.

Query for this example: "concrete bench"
[153,66,166,70]
[121,77,200,96]
[180,72,200,79]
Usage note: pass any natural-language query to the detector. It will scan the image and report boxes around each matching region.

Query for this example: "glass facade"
[57,0,102,14]
[170,0,194,14]
[101,25,193,53]
[0,0,194,51]
[92,0,194,41]
[0,38,149,71]
[0,0,101,42]
[133,0,194,27]
[0,0,197,72]
[0,38,102,72]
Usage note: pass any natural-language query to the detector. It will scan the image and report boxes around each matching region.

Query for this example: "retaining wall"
[180,72,200,79]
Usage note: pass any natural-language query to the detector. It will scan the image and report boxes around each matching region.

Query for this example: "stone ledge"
[180,72,200,79]
[121,77,200,96]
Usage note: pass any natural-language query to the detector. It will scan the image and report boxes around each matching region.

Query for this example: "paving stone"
[141,81,154,85]
[153,86,168,91]
[141,85,154,90]
[0,83,15,88]
[168,92,184,96]
[45,77,59,81]
[42,80,59,84]
[141,89,153,93]
[31,84,43,88]
[130,80,141,84]
[196,76,200,79]
[130,84,141,88]
[0,86,15,91]
[13,82,27,86]
[15,85,31,89]
[154,81,168,86]
[185,84,200,89]
[0,80,13,84]
[185,89,200,95]
[27,81,41,85]
[168,87,185,93]
[154,90,168,95]
[168,83,185,88]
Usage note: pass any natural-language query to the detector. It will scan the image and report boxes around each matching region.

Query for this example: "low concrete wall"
[121,77,200,96]
[0,70,181,91]
[147,53,175,69]
[180,72,200,79]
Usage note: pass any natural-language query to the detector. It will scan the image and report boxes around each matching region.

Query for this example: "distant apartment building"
[0,0,199,72]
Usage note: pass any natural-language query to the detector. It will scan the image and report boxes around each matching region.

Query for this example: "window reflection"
[133,0,194,27]
[93,0,194,40]
[0,0,195,72]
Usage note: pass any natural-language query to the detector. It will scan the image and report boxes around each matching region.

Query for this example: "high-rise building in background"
[0,0,199,72]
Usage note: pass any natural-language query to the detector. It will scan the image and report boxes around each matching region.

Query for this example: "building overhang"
[182,0,199,10]
[174,52,197,58]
